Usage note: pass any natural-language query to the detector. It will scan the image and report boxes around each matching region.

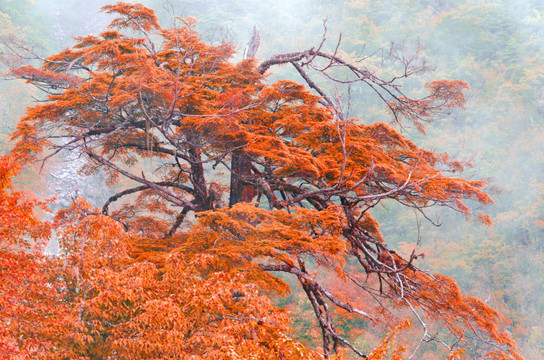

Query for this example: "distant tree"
[7,2,521,359]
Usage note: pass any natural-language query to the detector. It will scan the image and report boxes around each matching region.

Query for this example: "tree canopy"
[3,2,522,359]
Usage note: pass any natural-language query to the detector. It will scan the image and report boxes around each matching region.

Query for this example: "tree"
[0,154,60,358]
[0,164,315,359]
[50,198,317,360]
[7,2,521,359]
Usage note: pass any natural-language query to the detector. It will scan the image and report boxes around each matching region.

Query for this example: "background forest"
[1,0,543,358]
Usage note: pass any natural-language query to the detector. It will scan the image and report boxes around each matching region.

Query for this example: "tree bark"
[229,151,255,206]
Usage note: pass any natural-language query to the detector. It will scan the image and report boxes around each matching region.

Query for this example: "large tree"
[7,3,521,359]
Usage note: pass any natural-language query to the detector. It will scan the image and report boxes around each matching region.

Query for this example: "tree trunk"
[229,151,255,206]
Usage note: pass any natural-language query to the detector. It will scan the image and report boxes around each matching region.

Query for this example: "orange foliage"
[1,192,319,359]
[367,319,411,360]
[4,2,522,359]
[0,155,60,359]
[53,200,322,359]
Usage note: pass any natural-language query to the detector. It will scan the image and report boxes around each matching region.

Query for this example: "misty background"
[1,0,543,358]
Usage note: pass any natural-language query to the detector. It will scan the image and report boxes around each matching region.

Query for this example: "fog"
[1,0,543,357]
